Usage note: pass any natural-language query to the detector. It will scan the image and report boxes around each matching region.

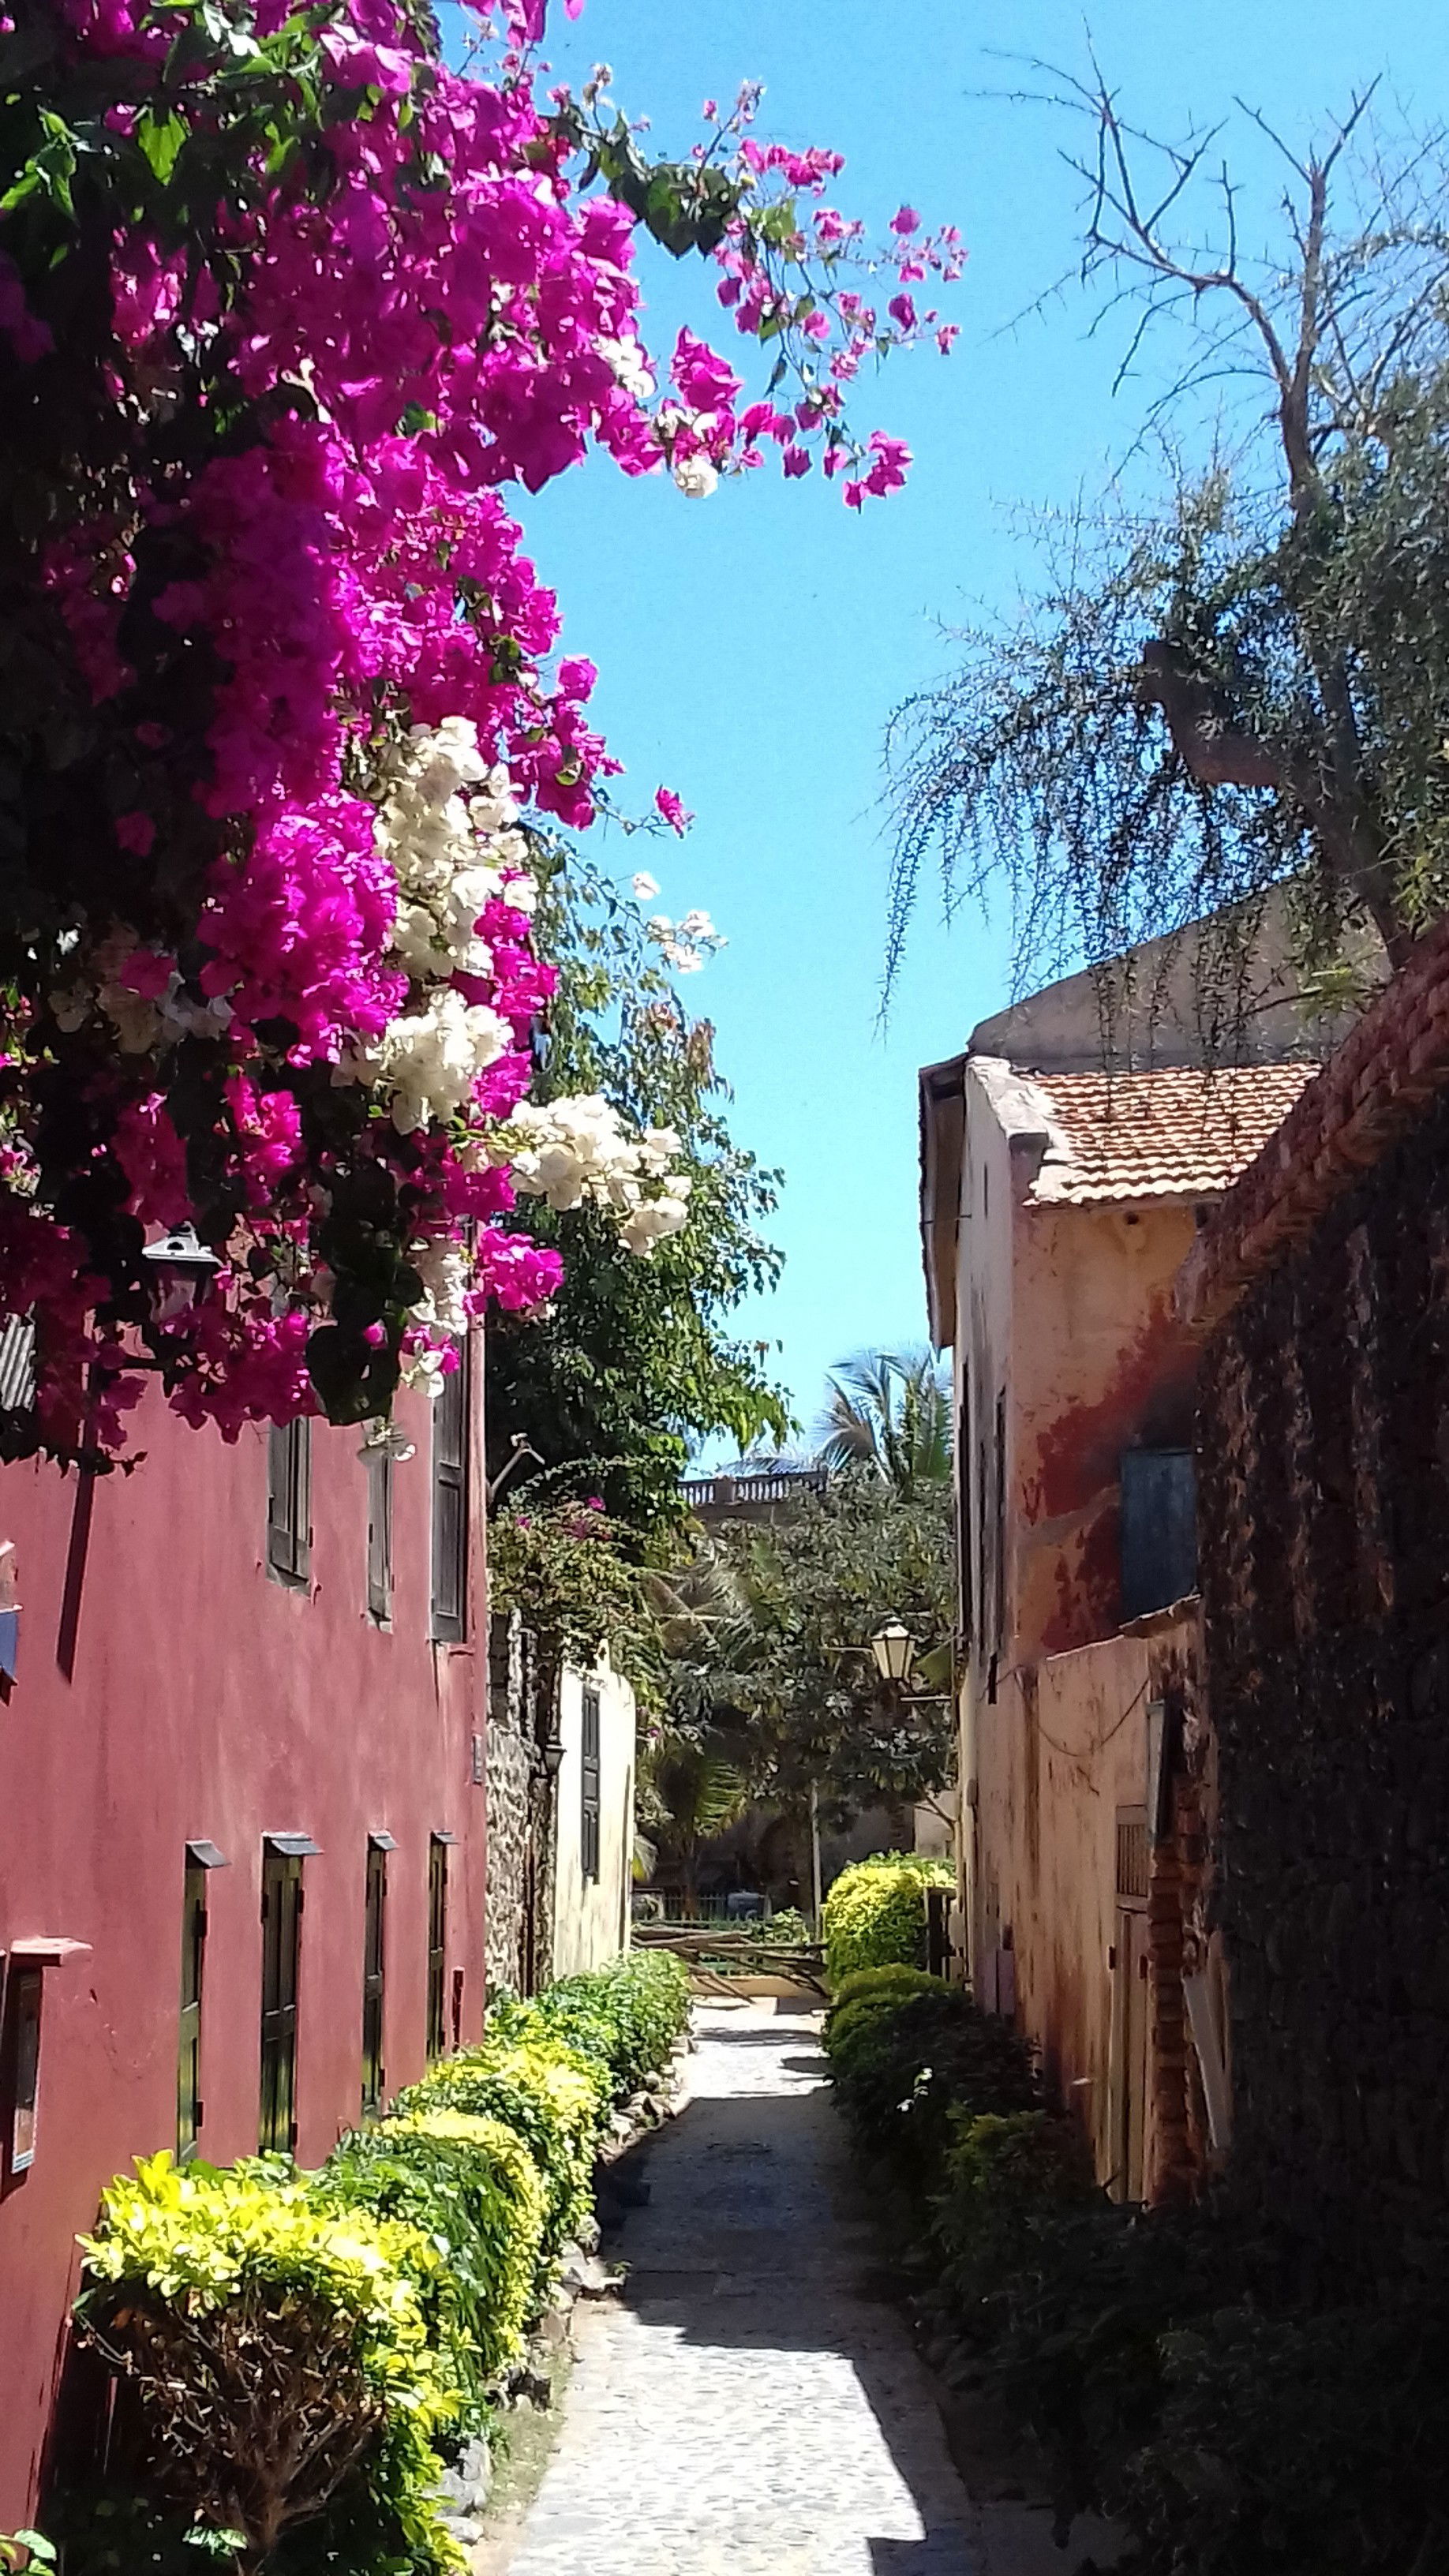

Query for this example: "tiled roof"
[1023,1064,1317,1206]
[1183,917,1449,1331]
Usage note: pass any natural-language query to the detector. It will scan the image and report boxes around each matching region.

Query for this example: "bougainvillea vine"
[0,0,957,1463]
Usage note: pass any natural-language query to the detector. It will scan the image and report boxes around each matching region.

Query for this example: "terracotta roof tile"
[1023,1064,1317,1205]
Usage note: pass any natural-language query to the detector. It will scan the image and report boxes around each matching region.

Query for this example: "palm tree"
[815,1346,952,1496]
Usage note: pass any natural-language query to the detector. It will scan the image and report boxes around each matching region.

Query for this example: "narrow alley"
[499,2004,1115,2576]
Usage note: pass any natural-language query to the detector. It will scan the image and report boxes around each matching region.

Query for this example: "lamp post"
[871,1618,916,1689]
[140,1223,222,1324]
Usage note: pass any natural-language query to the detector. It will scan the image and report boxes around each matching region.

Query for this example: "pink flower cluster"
[2,0,954,1455]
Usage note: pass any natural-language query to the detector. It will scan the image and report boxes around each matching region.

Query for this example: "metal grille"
[0,1313,36,1413]
[1116,1806,1150,1904]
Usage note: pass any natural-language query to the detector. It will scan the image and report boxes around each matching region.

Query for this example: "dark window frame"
[429,1340,470,1642]
[366,1447,393,1625]
[580,1683,601,1884]
[426,1836,450,2061]
[178,1855,209,2159]
[267,1417,312,1589]
[259,1840,305,2151]
[361,1837,390,2115]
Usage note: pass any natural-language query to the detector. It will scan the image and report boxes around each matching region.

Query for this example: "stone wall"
[484,1614,554,1997]
[1195,988,1449,2287]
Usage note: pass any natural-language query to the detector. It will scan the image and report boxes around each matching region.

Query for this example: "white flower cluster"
[646,908,726,974]
[657,402,721,500]
[375,716,533,985]
[597,334,656,401]
[496,1093,693,1257]
[344,720,536,1136]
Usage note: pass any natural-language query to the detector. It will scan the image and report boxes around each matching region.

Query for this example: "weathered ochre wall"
[1011,1199,1200,1661]
[976,1630,1156,2180]
[549,1657,634,1981]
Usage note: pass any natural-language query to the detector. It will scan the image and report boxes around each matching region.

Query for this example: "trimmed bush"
[931,2110,1093,2313]
[530,1950,691,2102]
[77,2153,461,2574]
[829,1964,947,2016]
[399,2036,605,2256]
[821,1852,954,1985]
[73,1952,693,2572]
[825,1983,1039,2188]
[316,2110,547,2392]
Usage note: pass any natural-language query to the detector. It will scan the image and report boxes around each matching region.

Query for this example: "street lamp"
[141,1224,222,1322]
[871,1619,916,1688]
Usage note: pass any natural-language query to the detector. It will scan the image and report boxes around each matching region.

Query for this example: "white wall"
[551,1653,635,1979]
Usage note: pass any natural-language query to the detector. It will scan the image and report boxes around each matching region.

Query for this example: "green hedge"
[76,1949,693,2574]
[824,1975,1449,2576]
[820,1852,954,1986]
[398,2036,605,2259]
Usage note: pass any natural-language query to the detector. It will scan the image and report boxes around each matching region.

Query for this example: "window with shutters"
[580,1683,601,1884]
[259,1842,305,2151]
[267,1417,312,1589]
[177,1855,208,2159]
[361,1837,389,2115]
[426,1836,449,2061]
[366,1449,392,1625]
[429,1340,469,1642]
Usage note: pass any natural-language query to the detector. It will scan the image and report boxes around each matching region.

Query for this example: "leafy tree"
[485,844,788,1541]
[817,1346,952,1493]
[887,80,1449,1008]
[667,1477,955,1816]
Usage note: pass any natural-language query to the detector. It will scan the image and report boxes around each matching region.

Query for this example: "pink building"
[0,1340,488,2525]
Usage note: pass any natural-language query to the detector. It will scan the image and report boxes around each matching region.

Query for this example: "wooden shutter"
[177,1856,208,2159]
[260,1845,303,2150]
[366,1450,392,1624]
[429,1342,469,1642]
[426,1837,449,2060]
[267,1418,312,1587]
[580,1683,601,1884]
[361,1840,388,2114]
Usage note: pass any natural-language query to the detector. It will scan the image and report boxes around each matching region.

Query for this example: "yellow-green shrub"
[822,1853,955,1986]
[77,2152,462,2573]
[400,2037,604,2256]
[316,2109,547,2391]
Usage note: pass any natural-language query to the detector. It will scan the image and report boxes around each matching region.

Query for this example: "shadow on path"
[500,2004,1116,2576]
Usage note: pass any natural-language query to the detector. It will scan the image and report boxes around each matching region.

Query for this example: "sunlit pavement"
[498,2002,1118,2576]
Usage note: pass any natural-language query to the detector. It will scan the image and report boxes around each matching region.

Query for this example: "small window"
[430,1343,469,1642]
[260,1841,306,2151]
[8,1967,42,2174]
[178,1854,209,2159]
[366,1449,392,1625]
[426,1836,450,2061]
[268,1418,312,1589]
[361,1838,390,2116]
[580,1683,601,1885]
[1120,1449,1196,1622]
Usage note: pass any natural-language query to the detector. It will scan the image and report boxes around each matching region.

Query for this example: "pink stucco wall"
[0,1365,488,2525]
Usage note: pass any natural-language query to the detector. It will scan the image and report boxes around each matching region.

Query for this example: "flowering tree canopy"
[0,0,957,1464]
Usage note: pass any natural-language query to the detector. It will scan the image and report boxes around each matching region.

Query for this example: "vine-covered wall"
[1197,1069,1449,2287]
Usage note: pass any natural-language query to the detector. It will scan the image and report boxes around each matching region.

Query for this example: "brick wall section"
[1181,914,1449,1336]
[1188,923,1449,2286]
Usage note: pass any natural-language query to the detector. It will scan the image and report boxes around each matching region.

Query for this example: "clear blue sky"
[510,0,1445,1450]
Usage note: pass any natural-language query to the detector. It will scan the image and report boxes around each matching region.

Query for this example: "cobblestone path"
[500,2001,1117,2576]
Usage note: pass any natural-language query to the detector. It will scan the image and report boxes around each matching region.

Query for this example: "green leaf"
[136,106,187,182]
